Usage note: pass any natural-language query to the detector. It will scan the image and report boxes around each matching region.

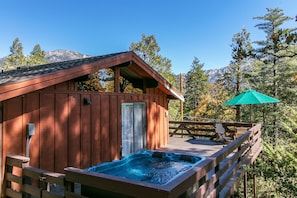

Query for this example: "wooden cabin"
[0,51,183,185]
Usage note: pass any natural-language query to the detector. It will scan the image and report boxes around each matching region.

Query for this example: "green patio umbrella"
[224,89,280,122]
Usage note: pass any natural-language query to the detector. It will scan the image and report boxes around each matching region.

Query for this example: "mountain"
[44,49,90,62]
[0,57,6,66]
[205,67,228,83]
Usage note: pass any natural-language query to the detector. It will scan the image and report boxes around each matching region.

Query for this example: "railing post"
[214,164,220,188]
[238,141,248,198]
[251,127,258,198]
[65,180,75,193]
[1,155,30,198]
[244,171,248,198]
[253,162,256,198]
[181,123,184,138]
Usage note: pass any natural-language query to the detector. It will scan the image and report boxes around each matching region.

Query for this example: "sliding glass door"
[121,103,146,157]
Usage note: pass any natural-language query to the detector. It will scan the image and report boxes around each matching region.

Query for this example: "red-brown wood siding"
[159,95,165,147]
[3,97,24,157]
[100,95,110,162]
[68,93,81,168]
[2,82,170,173]
[81,94,91,168]
[55,93,69,172]
[109,95,118,160]
[40,93,55,171]
[90,94,101,165]
[25,93,40,168]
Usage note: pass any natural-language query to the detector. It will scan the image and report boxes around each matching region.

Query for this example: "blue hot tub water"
[87,150,205,185]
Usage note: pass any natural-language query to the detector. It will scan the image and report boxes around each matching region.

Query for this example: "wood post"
[114,67,120,93]
[179,73,183,120]
[253,163,256,198]
[244,172,248,198]
[1,155,30,198]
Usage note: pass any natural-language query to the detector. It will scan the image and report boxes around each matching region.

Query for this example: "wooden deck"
[2,123,262,198]
[158,137,225,157]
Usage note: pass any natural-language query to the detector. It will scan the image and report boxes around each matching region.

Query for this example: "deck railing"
[169,120,253,139]
[1,155,65,198]
[1,123,262,198]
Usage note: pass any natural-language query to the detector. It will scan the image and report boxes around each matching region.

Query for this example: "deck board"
[157,137,225,157]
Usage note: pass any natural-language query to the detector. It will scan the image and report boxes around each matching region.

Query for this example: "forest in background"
[131,9,297,196]
[2,7,297,197]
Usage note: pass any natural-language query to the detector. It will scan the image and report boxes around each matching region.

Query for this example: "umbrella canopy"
[224,89,280,123]
[224,89,280,106]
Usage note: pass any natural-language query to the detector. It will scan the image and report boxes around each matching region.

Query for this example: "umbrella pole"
[236,105,240,122]
[250,104,254,123]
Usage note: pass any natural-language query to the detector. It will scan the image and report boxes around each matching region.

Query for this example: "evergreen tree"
[3,38,26,70]
[129,34,175,84]
[183,57,209,119]
[249,104,297,197]
[250,8,297,129]
[28,44,47,65]
[235,9,297,197]
[229,28,252,93]
[3,38,47,70]
[252,8,297,98]
[222,28,253,121]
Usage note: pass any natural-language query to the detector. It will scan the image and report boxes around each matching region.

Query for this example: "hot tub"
[83,150,205,197]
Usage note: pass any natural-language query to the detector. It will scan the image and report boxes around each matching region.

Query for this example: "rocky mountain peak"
[44,49,90,62]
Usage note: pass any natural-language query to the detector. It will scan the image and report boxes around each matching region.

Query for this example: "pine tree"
[252,8,297,99]
[222,28,253,121]
[27,44,47,65]
[183,57,209,119]
[252,105,297,197]
[240,8,297,197]
[250,8,297,131]
[129,34,175,84]
[3,38,26,70]
[3,39,47,70]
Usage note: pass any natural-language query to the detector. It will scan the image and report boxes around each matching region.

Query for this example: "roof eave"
[130,52,184,101]
[0,51,184,102]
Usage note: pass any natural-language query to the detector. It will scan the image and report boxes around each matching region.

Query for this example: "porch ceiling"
[118,61,158,89]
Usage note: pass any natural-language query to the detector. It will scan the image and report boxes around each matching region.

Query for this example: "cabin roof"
[0,51,184,101]
[0,52,124,85]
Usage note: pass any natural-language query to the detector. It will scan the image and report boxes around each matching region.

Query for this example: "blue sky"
[0,1,296,74]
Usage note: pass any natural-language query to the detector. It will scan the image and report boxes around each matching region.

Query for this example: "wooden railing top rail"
[169,120,254,139]
[169,120,253,127]
[5,155,29,168]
